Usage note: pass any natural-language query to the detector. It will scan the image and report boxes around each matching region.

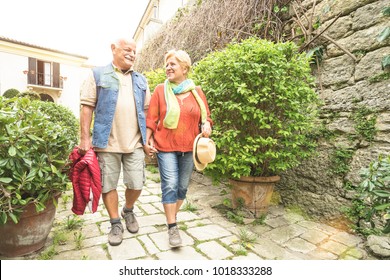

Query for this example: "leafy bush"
[349,154,390,234]
[143,68,166,93]
[193,37,320,180]
[0,97,78,224]
[2,88,20,99]
[32,100,79,147]
[18,90,41,100]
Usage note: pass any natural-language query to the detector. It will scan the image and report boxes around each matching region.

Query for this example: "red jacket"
[69,147,101,215]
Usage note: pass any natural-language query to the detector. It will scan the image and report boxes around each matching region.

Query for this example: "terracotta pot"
[0,196,59,257]
[229,175,280,216]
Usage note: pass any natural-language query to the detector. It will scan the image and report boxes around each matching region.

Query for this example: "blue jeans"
[157,151,194,204]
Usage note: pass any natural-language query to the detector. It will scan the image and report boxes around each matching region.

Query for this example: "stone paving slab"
[156,246,207,260]
[330,231,363,247]
[284,237,317,253]
[300,229,329,244]
[53,246,108,260]
[251,238,305,260]
[197,241,234,260]
[109,237,146,260]
[186,224,233,241]
[263,224,308,244]
[1,169,376,261]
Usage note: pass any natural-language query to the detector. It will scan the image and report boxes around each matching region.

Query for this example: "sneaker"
[108,223,124,246]
[168,226,182,247]
[121,209,139,233]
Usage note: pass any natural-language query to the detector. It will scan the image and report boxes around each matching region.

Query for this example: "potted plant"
[193,37,320,217]
[0,96,78,257]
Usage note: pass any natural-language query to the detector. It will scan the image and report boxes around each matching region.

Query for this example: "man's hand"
[143,137,158,158]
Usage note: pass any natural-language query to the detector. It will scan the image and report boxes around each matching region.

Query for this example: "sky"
[0,0,149,65]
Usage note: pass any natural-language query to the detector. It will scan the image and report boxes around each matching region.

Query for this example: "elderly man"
[79,38,154,246]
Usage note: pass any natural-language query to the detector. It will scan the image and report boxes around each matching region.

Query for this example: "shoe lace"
[123,211,137,222]
[169,226,179,237]
[110,224,122,235]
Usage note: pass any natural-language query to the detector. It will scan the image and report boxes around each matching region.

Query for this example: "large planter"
[0,196,59,257]
[229,175,280,217]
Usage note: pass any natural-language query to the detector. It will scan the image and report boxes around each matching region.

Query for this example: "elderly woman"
[146,49,212,247]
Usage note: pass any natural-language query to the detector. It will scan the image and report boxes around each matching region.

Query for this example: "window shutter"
[53,62,60,88]
[28,57,37,84]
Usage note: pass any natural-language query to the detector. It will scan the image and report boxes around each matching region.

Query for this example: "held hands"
[201,121,212,138]
[144,137,158,158]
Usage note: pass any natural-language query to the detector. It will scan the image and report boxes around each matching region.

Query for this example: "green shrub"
[18,90,41,100]
[143,68,166,93]
[2,88,20,99]
[32,100,79,146]
[350,154,390,234]
[194,37,320,180]
[0,97,77,224]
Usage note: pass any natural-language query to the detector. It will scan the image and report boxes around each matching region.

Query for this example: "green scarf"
[163,79,207,129]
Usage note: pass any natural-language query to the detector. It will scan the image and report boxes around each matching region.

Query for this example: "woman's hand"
[144,136,158,158]
[202,121,212,138]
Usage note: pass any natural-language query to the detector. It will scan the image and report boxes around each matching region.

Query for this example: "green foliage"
[2,88,20,99]
[330,148,354,176]
[307,46,325,65]
[182,201,198,212]
[65,215,84,230]
[143,67,166,93]
[351,106,377,142]
[193,37,320,180]
[146,165,159,174]
[32,100,79,146]
[382,55,390,70]
[18,91,41,100]
[369,72,390,83]
[347,155,390,235]
[0,97,78,225]
[377,27,390,42]
[383,7,390,16]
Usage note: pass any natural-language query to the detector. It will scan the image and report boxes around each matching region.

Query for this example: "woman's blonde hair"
[164,49,192,73]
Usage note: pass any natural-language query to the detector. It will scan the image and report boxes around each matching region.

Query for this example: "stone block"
[355,47,390,81]
[321,55,355,86]
[327,23,389,57]
[352,0,390,30]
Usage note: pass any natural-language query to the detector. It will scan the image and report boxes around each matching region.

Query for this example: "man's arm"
[79,105,94,153]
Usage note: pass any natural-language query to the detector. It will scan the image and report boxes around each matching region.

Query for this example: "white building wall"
[0,52,28,95]
[0,50,89,119]
[58,64,90,119]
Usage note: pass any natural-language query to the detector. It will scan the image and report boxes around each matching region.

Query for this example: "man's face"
[112,40,136,70]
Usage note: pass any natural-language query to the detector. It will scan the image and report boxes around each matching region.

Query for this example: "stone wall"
[276,0,390,222]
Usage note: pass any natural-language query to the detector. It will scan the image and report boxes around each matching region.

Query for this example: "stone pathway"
[0,169,376,260]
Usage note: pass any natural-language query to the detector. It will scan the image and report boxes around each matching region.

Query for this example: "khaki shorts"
[97,148,145,194]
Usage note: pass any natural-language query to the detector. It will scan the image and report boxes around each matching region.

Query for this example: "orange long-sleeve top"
[146,83,213,152]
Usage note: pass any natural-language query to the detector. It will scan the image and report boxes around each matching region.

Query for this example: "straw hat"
[193,133,216,171]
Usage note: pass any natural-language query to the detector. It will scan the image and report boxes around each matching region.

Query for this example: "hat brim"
[193,133,207,171]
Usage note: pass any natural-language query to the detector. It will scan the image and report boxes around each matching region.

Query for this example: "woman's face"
[165,56,187,84]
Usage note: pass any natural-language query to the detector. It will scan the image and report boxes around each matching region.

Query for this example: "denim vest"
[92,64,147,148]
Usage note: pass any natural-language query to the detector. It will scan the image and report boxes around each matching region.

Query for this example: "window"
[152,3,159,19]
[28,58,60,88]
[37,61,51,86]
